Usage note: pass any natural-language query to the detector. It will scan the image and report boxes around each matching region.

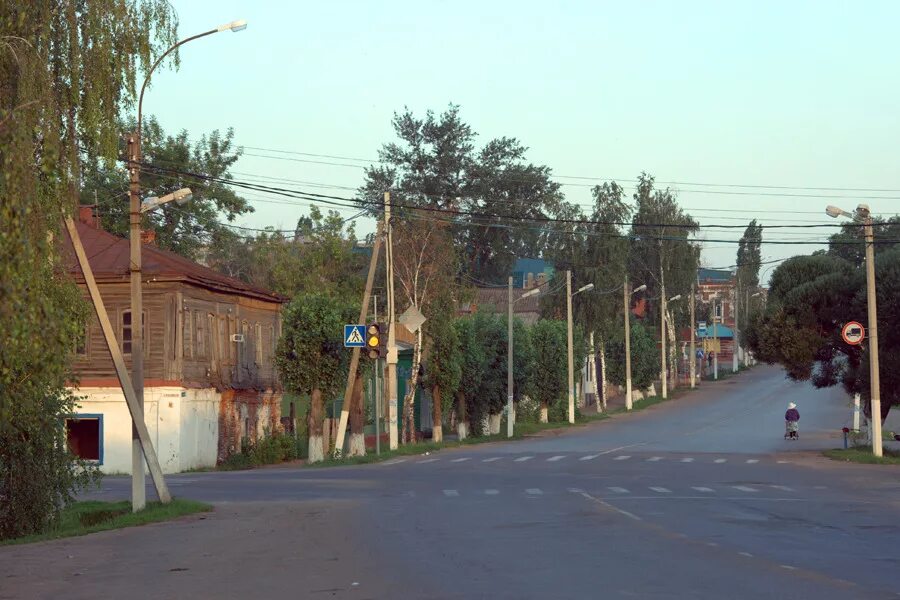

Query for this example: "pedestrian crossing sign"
[344,324,366,347]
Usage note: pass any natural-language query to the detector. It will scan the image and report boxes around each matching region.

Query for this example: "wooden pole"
[63,216,171,504]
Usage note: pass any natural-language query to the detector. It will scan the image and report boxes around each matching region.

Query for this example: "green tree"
[605,322,661,392]
[528,321,569,423]
[452,316,486,440]
[276,295,356,462]
[1,0,176,539]
[826,216,900,266]
[422,301,462,443]
[81,116,253,261]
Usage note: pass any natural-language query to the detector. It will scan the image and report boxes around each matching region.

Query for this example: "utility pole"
[863,214,883,457]
[732,276,739,373]
[566,270,575,424]
[690,282,696,389]
[373,296,380,456]
[660,256,668,400]
[624,275,633,410]
[713,300,719,380]
[385,192,399,450]
[507,276,514,438]
[127,131,146,511]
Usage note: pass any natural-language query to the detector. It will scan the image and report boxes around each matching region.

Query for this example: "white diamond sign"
[398,305,426,333]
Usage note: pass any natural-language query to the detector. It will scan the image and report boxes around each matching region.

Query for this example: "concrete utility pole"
[385,192,399,450]
[507,276,514,438]
[566,271,576,424]
[732,277,739,373]
[690,282,696,389]
[660,256,668,400]
[713,300,719,380]
[624,277,633,410]
[862,213,883,457]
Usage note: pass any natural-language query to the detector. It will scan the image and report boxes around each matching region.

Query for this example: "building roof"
[698,268,734,284]
[66,221,287,304]
[459,285,547,324]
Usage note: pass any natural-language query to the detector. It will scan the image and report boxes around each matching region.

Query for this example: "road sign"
[698,320,707,334]
[344,324,366,347]
[841,321,865,345]
[399,305,426,333]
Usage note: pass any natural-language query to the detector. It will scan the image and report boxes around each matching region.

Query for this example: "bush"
[219,431,302,470]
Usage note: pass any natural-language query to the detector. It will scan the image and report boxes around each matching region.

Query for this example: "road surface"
[3,365,899,599]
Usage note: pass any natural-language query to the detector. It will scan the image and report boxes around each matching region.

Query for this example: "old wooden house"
[66,207,287,474]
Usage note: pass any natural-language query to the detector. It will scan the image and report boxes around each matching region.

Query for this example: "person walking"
[785,402,800,440]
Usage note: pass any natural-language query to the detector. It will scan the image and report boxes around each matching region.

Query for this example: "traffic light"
[366,323,386,359]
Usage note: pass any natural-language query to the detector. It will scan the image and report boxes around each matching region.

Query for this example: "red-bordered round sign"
[841,321,865,345]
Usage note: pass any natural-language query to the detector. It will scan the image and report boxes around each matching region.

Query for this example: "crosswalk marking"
[714,458,727,463]
[608,487,629,494]
[647,456,663,462]
[547,455,566,462]
[526,488,543,495]
[681,457,694,463]
[450,457,471,463]
[746,459,759,464]
[443,489,459,497]
[482,457,502,462]
[650,487,671,494]
[484,489,499,495]
[514,456,534,462]
[383,459,407,465]
[692,487,714,493]
[733,486,758,493]
[567,487,584,494]
[614,455,631,461]
[579,454,599,461]
[771,485,794,492]
[417,458,439,464]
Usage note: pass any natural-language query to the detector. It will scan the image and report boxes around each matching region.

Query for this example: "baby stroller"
[784,420,799,440]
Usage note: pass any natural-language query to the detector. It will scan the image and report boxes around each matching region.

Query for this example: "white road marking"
[484,489,499,495]
[614,455,631,461]
[608,487,630,494]
[580,491,642,521]
[649,487,671,494]
[681,457,695,463]
[383,459,407,465]
[597,443,647,455]
[526,488,543,495]
[482,457,502,462]
[746,459,760,464]
[567,487,585,494]
[777,460,790,464]
[450,457,471,463]
[579,454,599,461]
[443,489,459,497]
[739,552,753,558]
[514,456,534,462]
[547,455,567,462]
[417,458,439,464]
[714,458,727,463]
[647,456,663,462]
[780,565,797,571]
[771,485,794,492]
[691,487,714,493]
[733,486,758,493]
[707,542,719,547]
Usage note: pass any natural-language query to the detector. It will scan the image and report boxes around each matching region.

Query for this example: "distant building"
[696,268,736,326]
[65,206,288,474]
[512,257,554,290]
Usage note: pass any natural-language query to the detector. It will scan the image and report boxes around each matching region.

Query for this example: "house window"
[208,313,217,370]
[183,310,193,359]
[121,310,145,354]
[269,325,276,358]
[195,311,205,357]
[255,323,263,364]
[65,414,103,463]
[714,303,722,319]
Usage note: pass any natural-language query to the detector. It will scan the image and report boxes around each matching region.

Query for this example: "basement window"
[65,415,103,463]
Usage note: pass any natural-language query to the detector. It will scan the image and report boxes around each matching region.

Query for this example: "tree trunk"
[599,337,608,411]
[540,400,549,423]
[348,371,365,457]
[402,327,424,444]
[432,384,443,443]
[308,388,324,463]
[456,391,468,440]
[489,413,501,435]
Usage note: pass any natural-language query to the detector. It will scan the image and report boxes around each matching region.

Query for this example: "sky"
[146,0,900,283]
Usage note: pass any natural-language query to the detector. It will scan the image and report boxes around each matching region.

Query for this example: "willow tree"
[0,1,177,539]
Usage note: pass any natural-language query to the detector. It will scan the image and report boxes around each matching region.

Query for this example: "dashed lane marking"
[579,454,600,461]
[614,455,631,461]
[714,459,727,463]
[739,552,753,558]
[608,487,630,494]
[771,485,794,492]
[383,459,407,465]
[482,457,502,462]
[746,459,760,464]
[417,458,439,464]
[691,487,714,493]
[780,565,797,571]
[443,489,459,497]
[484,489,499,495]
[733,486,759,493]
[526,488,543,496]
[547,455,567,462]
[649,487,671,494]
[514,456,534,462]
[597,443,647,455]
[567,487,585,494]
[680,457,695,463]
[647,456,663,462]
[450,457,471,463]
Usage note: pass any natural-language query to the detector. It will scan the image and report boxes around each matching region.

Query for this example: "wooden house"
[65,207,287,474]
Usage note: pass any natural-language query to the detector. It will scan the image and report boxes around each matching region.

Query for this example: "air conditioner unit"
[230,334,245,343]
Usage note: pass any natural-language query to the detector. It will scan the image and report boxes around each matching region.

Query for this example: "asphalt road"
[3,365,900,599]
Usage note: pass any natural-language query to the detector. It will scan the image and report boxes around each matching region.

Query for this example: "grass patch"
[1,499,212,546]
[823,447,900,465]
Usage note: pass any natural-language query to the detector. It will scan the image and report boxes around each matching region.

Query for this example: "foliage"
[453,315,486,428]
[276,294,356,399]
[605,321,660,390]
[745,249,900,421]
[0,0,176,540]
[422,301,463,420]
[528,320,569,410]
[219,431,302,470]
[826,216,900,266]
[736,219,763,292]
[358,104,565,281]
[81,116,253,261]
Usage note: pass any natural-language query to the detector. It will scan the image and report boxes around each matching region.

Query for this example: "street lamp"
[507,279,541,438]
[126,20,246,511]
[566,273,595,423]
[624,281,647,409]
[826,203,883,457]
[140,188,192,214]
